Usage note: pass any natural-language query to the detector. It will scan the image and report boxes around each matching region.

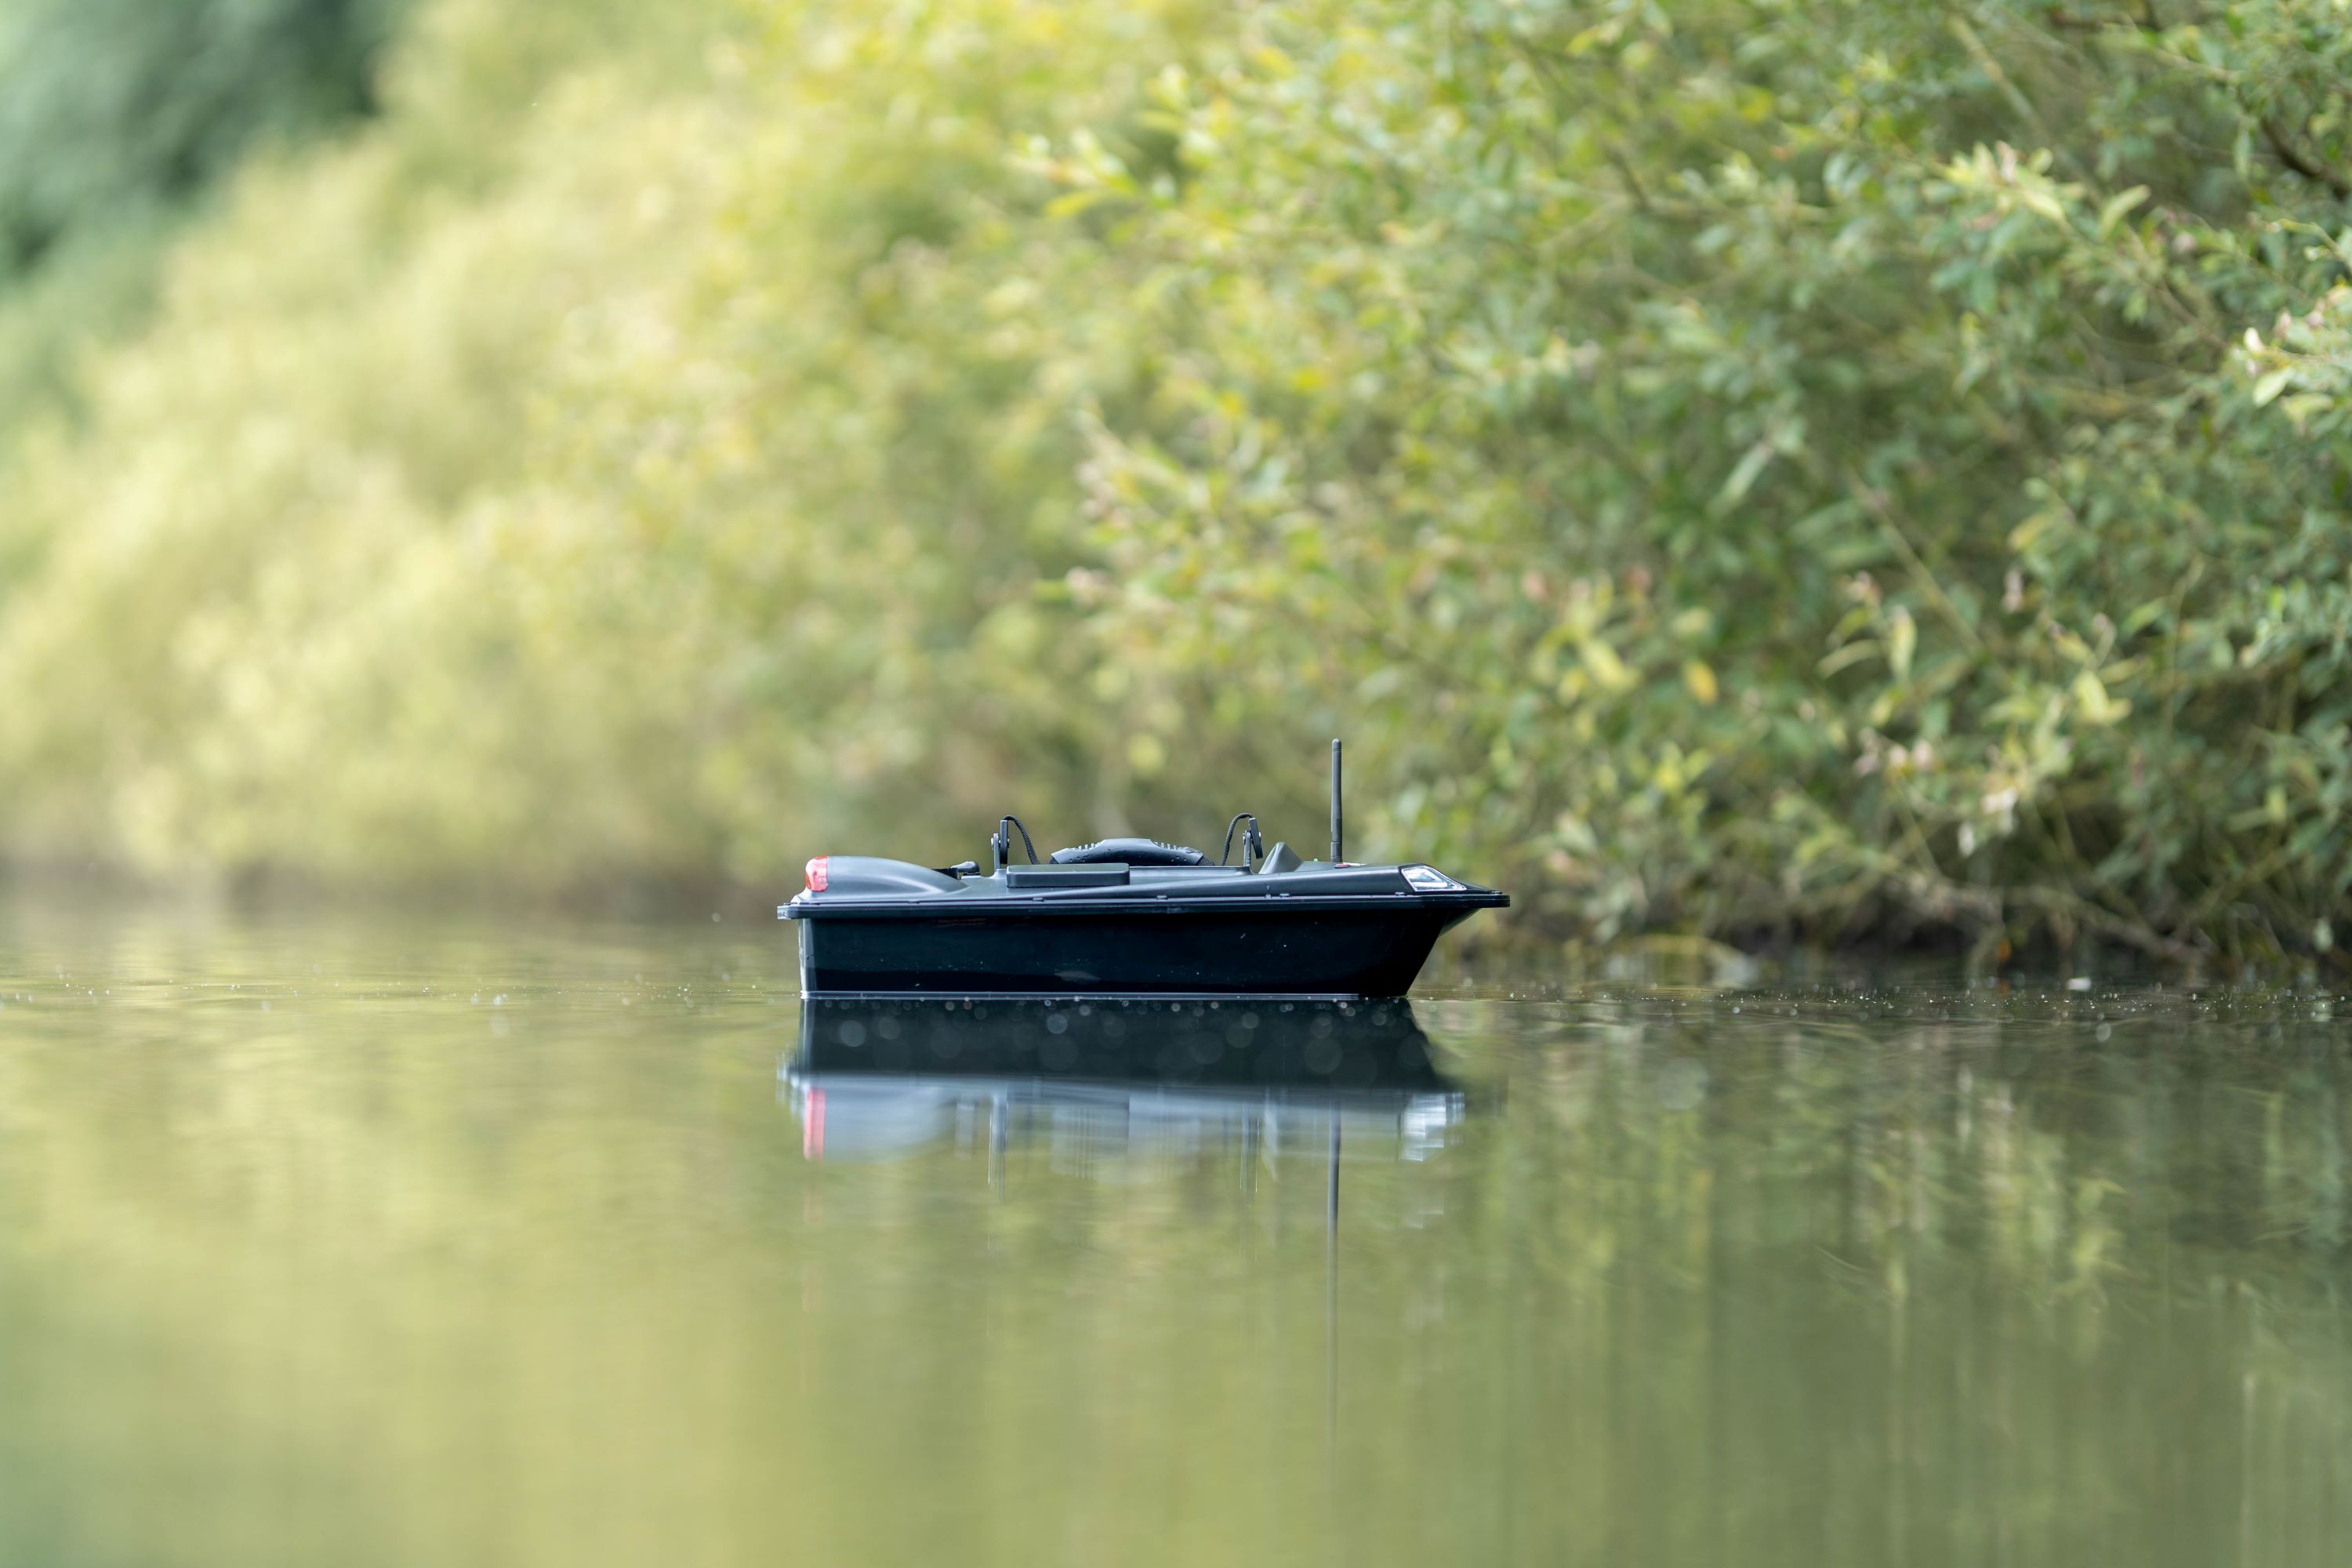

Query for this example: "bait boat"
[780,742,1506,998]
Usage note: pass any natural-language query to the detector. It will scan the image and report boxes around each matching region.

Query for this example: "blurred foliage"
[0,0,1215,898]
[0,0,2345,956]
[0,0,407,408]
[0,0,401,269]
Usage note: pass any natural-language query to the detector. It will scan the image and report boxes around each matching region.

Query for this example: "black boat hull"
[794,904,1479,998]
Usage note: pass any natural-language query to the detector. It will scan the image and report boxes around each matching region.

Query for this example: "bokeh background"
[0,0,2345,958]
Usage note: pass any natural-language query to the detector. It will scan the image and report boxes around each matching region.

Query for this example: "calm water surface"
[1,910,2348,1566]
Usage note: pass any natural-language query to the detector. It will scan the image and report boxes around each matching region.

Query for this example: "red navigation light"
[804,857,829,892]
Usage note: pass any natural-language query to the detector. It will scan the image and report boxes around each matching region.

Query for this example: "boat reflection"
[782,998,1465,1167]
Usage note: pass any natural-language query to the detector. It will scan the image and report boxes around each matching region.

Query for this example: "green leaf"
[2096,186,2148,239]
[1712,441,1775,513]
[2073,670,2131,726]
[1580,638,1639,695]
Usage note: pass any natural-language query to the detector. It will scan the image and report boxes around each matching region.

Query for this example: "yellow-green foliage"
[1047,0,2352,960]
[0,0,1210,894]
[0,0,2347,957]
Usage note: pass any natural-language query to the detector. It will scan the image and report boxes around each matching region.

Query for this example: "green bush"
[1051,0,2352,960]
[0,0,2344,961]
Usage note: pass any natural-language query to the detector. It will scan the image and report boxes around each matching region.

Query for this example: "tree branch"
[2260,116,2351,201]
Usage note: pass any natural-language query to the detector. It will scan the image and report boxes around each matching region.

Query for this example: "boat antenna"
[1329,739,1343,865]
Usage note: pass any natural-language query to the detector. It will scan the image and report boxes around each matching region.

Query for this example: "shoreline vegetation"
[0,0,2346,966]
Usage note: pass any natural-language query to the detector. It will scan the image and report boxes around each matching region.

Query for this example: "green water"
[2,912,2349,1566]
